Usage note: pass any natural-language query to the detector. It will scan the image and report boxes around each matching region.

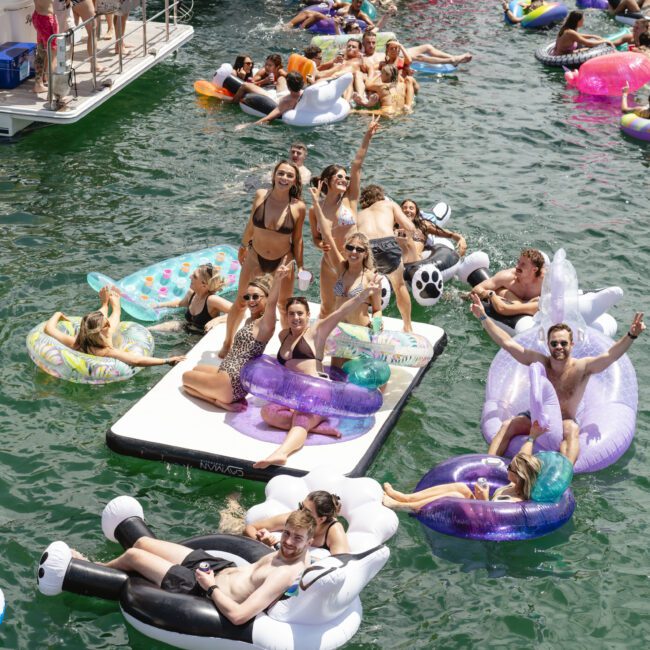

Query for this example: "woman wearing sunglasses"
[182,265,289,412]
[244,490,349,554]
[382,422,547,512]
[232,54,255,82]
[254,278,380,469]
[149,264,232,334]
[310,182,382,340]
[308,116,380,319]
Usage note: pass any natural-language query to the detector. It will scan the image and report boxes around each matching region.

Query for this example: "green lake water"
[1,0,649,647]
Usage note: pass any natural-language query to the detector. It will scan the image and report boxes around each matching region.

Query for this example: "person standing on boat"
[32,0,59,94]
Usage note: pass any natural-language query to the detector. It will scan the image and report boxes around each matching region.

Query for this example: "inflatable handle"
[531,451,574,502]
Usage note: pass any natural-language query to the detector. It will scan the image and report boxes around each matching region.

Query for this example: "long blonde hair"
[509,453,542,500]
[76,311,109,353]
[343,232,375,272]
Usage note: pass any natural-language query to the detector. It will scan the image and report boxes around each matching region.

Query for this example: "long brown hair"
[272,160,302,200]
[75,311,109,353]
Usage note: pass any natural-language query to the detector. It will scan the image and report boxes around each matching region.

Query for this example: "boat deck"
[0,19,193,136]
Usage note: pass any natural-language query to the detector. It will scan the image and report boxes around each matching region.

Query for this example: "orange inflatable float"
[193,79,234,100]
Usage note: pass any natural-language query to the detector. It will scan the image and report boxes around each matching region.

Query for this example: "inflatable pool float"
[456,250,623,336]
[301,3,367,35]
[245,467,398,554]
[535,41,614,68]
[193,79,234,100]
[38,494,391,650]
[26,317,154,384]
[480,250,638,474]
[409,61,457,75]
[565,51,650,95]
[213,64,352,127]
[342,357,391,389]
[325,322,434,366]
[310,31,395,60]
[87,244,240,322]
[576,0,608,8]
[505,0,568,28]
[621,111,650,141]
[413,453,575,541]
[615,11,646,26]
[240,355,383,417]
[287,52,317,81]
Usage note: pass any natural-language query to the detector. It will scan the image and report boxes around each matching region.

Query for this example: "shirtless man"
[471,248,545,318]
[234,72,304,131]
[356,184,415,331]
[314,38,365,100]
[290,142,312,186]
[73,509,316,626]
[471,295,645,465]
[352,64,413,115]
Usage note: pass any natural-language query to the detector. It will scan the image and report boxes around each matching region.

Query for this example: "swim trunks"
[160,549,236,596]
[32,12,59,48]
[369,236,402,275]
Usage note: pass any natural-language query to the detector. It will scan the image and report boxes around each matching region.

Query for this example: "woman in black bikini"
[149,264,232,333]
[253,280,380,469]
[182,265,289,412]
[244,491,349,554]
[220,161,306,359]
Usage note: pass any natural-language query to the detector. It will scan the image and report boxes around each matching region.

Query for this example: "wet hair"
[359,184,385,209]
[76,311,109,353]
[249,274,273,296]
[303,45,322,60]
[312,164,347,195]
[272,159,302,199]
[266,53,282,69]
[286,71,304,93]
[346,38,362,49]
[520,248,545,277]
[558,11,584,37]
[362,29,377,43]
[285,296,310,312]
[196,264,226,293]
[381,63,399,84]
[547,323,573,344]
[343,231,375,271]
[400,199,428,237]
[306,490,342,521]
[509,453,542,500]
[286,509,316,537]
[291,142,307,152]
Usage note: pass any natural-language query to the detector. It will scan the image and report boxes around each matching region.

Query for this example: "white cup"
[297,269,312,291]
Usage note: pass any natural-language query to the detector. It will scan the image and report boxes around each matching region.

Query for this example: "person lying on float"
[71,509,317,626]
[234,73,305,132]
[470,248,545,317]
[470,294,645,465]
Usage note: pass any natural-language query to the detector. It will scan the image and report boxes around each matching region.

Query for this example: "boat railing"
[44,0,182,110]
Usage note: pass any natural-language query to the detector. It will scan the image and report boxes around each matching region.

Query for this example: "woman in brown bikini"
[219,161,306,359]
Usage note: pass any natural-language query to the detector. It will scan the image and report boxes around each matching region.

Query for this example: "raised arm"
[621,82,642,114]
[347,116,380,207]
[255,263,292,342]
[43,312,77,348]
[470,294,546,366]
[583,312,644,375]
[292,202,307,272]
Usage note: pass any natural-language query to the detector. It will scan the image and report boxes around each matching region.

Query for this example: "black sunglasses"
[549,340,569,348]
[345,244,366,253]
[243,293,262,301]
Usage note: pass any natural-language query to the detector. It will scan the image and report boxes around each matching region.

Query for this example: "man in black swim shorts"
[356,184,416,332]
[79,509,316,625]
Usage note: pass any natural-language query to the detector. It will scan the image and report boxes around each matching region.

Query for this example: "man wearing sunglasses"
[471,294,645,465]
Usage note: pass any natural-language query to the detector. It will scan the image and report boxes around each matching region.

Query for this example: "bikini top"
[277,330,318,366]
[333,275,365,298]
[253,193,296,235]
[317,520,339,551]
[318,199,356,229]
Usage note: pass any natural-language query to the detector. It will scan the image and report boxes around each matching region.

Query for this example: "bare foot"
[93,64,107,73]
[102,30,115,41]
[33,82,47,93]
[70,549,91,561]
[253,451,288,469]
[403,325,413,333]
[381,494,413,512]
[312,421,342,437]
[382,482,406,500]
[456,53,472,64]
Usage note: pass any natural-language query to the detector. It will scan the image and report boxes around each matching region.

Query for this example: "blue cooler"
[0,42,37,90]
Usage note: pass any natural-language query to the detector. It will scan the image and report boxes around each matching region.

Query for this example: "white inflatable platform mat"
[107,304,446,482]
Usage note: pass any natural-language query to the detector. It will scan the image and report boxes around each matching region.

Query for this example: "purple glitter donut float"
[414,454,575,541]
[240,355,382,418]
[303,4,367,35]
